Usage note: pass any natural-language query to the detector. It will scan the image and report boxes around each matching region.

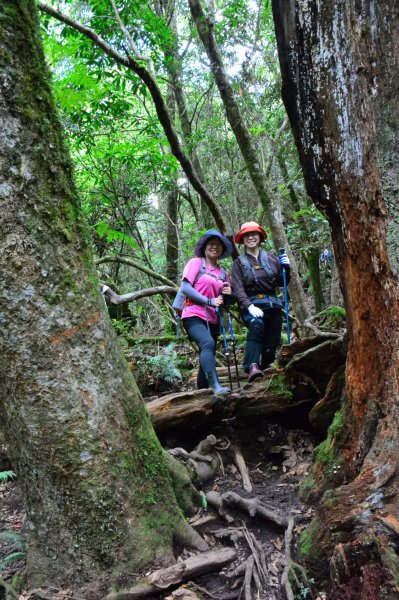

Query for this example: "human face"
[205,237,224,262]
[242,231,261,250]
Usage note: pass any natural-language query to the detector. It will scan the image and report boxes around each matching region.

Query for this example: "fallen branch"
[232,445,252,492]
[281,517,295,600]
[101,284,176,305]
[106,548,237,600]
[303,315,342,339]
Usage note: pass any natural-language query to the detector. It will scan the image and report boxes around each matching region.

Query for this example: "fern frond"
[0,530,24,547]
[0,470,16,482]
[0,551,25,569]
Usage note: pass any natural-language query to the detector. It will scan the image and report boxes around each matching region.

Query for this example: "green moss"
[268,373,293,397]
[312,410,344,473]
[299,517,322,560]
[381,546,399,589]
[300,471,314,497]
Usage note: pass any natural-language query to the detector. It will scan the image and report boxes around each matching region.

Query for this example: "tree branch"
[37,2,229,233]
[101,284,176,305]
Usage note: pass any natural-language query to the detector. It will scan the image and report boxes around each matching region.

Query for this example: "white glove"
[248,304,264,318]
[279,252,290,267]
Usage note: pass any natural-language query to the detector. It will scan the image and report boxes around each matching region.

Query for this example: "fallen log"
[146,369,299,433]
[106,548,237,600]
[146,336,347,434]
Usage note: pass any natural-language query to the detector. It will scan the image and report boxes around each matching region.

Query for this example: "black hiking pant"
[241,307,283,372]
[183,317,220,389]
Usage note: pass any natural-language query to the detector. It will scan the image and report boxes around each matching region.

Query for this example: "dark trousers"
[242,308,283,372]
[183,317,220,389]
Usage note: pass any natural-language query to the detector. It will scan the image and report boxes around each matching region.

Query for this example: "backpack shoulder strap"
[259,249,275,279]
[195,258,226,283]
[238,254,253,284]
[194,257,207,283]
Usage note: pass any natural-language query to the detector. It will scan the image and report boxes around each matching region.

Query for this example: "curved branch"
[37,2,229,233]
[303,315,343,339]
[101,284,176,305]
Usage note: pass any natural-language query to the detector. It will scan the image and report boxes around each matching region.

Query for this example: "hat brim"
[235,226,267,244]
[194,230,233,259]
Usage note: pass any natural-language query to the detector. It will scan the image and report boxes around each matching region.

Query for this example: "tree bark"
[272,0,399,590]
[305,248,324,313]
[165,81,179,283]
[188,0,311,325]
[0,0,204,590]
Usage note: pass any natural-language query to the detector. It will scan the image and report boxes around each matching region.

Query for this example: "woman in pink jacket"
[180,230,233,396]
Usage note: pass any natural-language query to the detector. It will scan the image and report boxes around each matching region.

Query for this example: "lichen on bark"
[0,0,199,592]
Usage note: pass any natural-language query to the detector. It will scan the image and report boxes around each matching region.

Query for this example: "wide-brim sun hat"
[194,229,233,259]
[235,221,267,244]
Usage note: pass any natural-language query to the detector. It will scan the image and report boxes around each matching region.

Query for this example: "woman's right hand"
[248,304,264,318]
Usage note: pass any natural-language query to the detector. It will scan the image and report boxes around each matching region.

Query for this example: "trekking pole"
[219,307,233,390]
[226,308,241,389]
[222,284,241,389]
[279,247,291,344]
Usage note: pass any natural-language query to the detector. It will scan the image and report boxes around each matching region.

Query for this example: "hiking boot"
[248,363,263,383]
[206,369,231,397]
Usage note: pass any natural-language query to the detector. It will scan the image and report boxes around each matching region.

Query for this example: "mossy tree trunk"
[272,0,399,594]
[305,248,324,313]
[0,0,202,591]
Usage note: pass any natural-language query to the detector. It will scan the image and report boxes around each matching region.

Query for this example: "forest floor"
[1,335,330,600]
[158,414,321,600]
[0,414,323,600]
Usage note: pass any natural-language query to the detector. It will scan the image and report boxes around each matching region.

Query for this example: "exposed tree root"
[218,524,274,599]
[206,490,288,528]
[174,517,209,552]
[281,517,314,600]
[105,549,237,600]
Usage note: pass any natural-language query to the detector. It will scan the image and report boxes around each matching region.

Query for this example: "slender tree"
[272,0,399,593]
[0,0,205,590]
[188,0,311,324]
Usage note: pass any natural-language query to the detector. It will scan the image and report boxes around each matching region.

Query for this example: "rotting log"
[105,548,237,600]
[146,337,347,434]
[146,369,297,433]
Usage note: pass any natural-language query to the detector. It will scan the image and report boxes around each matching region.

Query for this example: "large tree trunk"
[188,0,311,325]
[0,0,204,590]
[272,0,399,593]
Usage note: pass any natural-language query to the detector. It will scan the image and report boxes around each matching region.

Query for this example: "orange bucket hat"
[235,221,267,244]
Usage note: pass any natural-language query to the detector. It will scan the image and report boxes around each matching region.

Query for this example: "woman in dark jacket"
[231,222,290,382]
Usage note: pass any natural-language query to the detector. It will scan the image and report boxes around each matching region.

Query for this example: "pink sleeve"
[182,258,202,285]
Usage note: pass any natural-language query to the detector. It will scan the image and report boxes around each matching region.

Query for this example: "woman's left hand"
[222,283,232,295]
